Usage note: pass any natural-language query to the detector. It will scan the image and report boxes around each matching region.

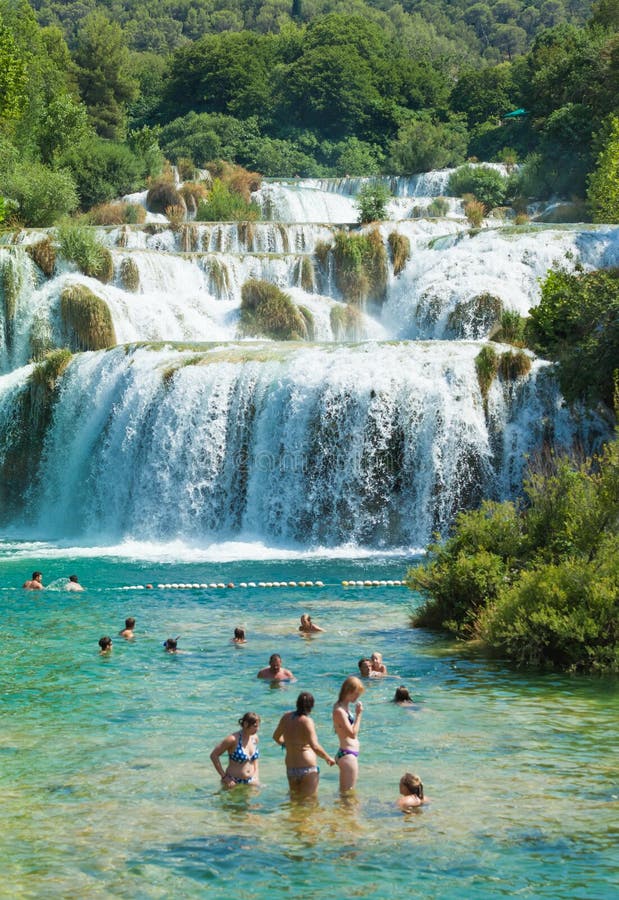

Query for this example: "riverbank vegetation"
[409,265,619,672]
[0,0,617,226]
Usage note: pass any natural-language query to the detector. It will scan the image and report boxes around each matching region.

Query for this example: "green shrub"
[1,162,78,227]
[56,223,111,280]
[448,164,508,211]
[480,552,619,672]
[240,279,307,340]
[427,197,449,217]
[120,257,140,292]
[387,231,410,277]
[356,182,391,224]
[196,179,260,222]
[475,345,499,401]
[59,138,143,210]
[491,310,527,346]
[60,284,117,351]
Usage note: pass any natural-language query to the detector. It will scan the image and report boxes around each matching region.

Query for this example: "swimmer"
[397,773,428,809]
[393,686,414,706]
[98,636,112,654]
[370,652,387,675]
[299,614,325,633]
[332,676,364,792]
[23,571,43,590]
[257,653,295,681]
[119,617,135,639]
[163,637,178,653]
[232,627,247,644]
[66,574,84,592]
[210,712,260,787]
[273,692,335,797]
[358,658,377,678]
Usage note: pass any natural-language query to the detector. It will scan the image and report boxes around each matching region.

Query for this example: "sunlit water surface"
[0,547,616,899]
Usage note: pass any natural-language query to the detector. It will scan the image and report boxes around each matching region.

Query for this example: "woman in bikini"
[332,676,364,792]
[210,712,260,787]
[272,692,335,798]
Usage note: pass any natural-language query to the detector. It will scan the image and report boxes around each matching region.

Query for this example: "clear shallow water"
[0,550,617,899]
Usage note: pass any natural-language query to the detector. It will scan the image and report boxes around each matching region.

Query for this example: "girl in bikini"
[210,712,260,787]
[272,692,335,798]
[332,676,364,792]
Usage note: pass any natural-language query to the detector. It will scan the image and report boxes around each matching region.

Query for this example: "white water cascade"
[0,171,615,549]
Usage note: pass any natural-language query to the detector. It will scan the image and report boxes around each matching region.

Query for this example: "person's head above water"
[163,637,178,652]
[358,658,372,677]
[98,636,112,652]
[295,691,315,716]
[69,574,79,583]
[400,773,424,798]
[234,627,246,641]
[394,686,413,703]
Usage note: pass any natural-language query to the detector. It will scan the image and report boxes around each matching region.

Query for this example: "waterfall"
[0,342,591,547]
[0,172,616,550]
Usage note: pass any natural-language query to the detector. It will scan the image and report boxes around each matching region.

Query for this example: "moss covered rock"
[26,237,56,278]
[60,284,117,351]
[240,279,308,341]
[447,293,503,339]
[119,257,140,292]
[387,231,410,277]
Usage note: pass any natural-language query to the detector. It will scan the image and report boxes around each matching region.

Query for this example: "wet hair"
[394,686,412,703]
[69,574,79,583]
[98,636,112,650]
[269,653,281,666]
[125,618,136,629]
[400,773,424,799]
[163,637,178,651]
[238,712,260,729]
[32,571,42,581]
[358,658,371,675]
[338,676,365,703]
[234,627,245,640]
[295,692,315,716]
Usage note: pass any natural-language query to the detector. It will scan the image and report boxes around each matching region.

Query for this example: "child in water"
[397,773,428,810]
[98,636,112,654]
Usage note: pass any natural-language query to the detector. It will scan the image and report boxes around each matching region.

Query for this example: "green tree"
[588,114,619,223]
[0,18,27,126]
[74,10,138,139]
[387,115,468,173]
[356,182,391,223]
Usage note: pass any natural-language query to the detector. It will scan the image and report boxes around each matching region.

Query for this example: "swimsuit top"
[347,712,354,725]
[229,732,259,763]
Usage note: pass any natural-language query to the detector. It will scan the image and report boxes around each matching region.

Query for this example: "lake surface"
[0,546,616,899]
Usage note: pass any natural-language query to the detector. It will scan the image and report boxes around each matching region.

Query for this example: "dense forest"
[0,0,618,225]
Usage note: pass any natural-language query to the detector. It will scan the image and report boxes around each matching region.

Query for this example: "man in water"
[66,575,84,592]
[257,653,295,681]
[23,572,43,590]
[119,618,135,639]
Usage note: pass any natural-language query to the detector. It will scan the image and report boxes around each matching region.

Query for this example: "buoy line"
[120,578,405,590]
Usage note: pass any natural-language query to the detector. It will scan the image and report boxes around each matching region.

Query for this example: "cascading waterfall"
[0,171,616,549]
[0,343,588,547]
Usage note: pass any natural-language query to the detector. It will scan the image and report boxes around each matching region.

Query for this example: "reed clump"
[427,197,449,217]
[119,257,140,292]
[87,202,146,226]
[491,310,527,346]
[387,231,410,277]
[498,350,532,380]
[146,177,184,215]
[26,237,56,278]
[240,279,308,341]
[56,223,113,282]
[60,284,117,351]
[475,345,499,401]
[299,256,315,292]
[332,227,388,305]
[330,304,364,340]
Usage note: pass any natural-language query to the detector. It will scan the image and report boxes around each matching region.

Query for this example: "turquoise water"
[0,548,617,899]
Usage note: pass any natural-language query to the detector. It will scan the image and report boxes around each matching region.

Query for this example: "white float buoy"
[306,581,314,587]
[288,581,297,587]
[299,581,306,587]
[258,582,266,588]
[248,582,256,588]
[157,583,165,589]
[217,583,225,589]
[199,583,207,589]
[240,582,248,588]
[342,580,349,586]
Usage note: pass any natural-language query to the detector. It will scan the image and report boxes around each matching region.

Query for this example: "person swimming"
[397,773,428,809]
[257,653,295,681]
[163,637,178,653]
[119,618,135,639]
[393,686,414,705]
[233,627,247,644]
[23,571,43,590]
[98,636,112,654]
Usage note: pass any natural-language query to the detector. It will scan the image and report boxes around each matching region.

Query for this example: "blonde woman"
[332,676,364,792]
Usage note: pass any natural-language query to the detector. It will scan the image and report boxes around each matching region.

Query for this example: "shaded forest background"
[0,0,618,222]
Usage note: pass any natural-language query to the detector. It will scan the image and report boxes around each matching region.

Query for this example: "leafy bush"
[240,279,307,340]
[491,310,527,346]
[527,266,619,410]
[448,164,508,211]
[196,179,260,221]
[59,138,143,210]
[427,197,449,217]
[356,182,391,223]
[406,436,619,672]
[1,162,78,227]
